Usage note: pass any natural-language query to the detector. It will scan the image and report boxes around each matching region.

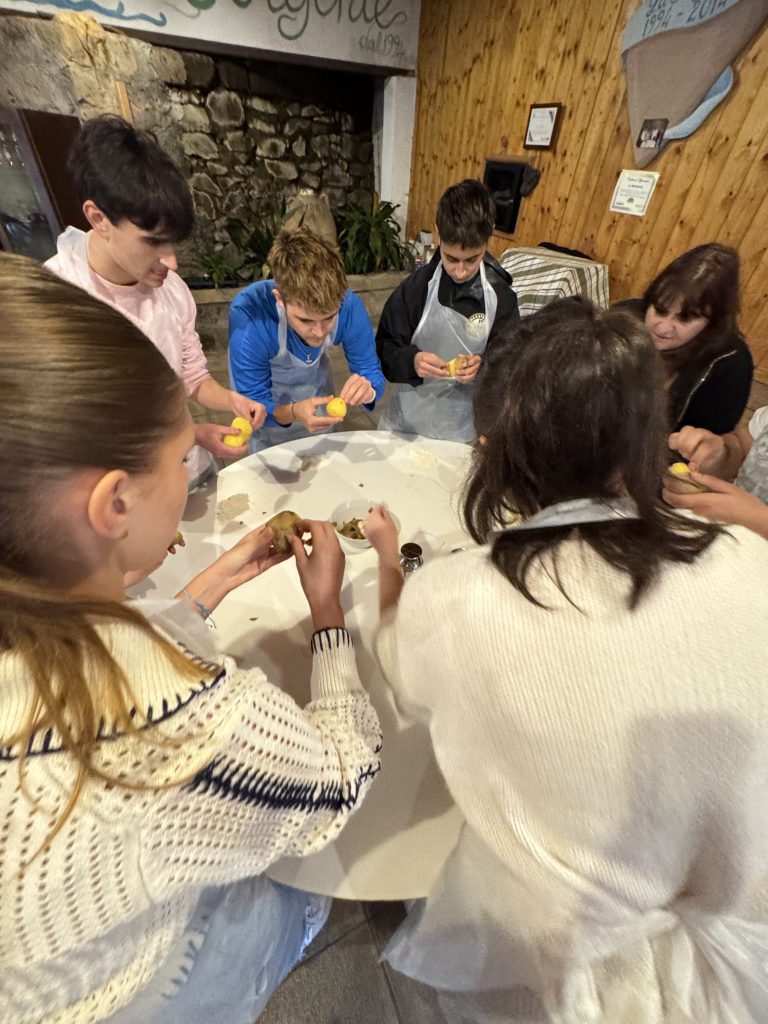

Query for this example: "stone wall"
[194,269,408,346]
[0,11,375,275]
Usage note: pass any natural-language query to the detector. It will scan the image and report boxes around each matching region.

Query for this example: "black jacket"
[376,250,520,385]
[619,299,753,434]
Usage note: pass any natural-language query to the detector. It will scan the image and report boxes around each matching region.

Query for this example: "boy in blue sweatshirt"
[229,227,385,451]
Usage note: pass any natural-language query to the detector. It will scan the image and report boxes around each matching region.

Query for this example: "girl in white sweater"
[0,256,381,1024]
[366,299,768,1023]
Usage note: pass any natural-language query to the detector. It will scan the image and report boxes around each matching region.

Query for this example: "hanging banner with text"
[0,0,420,71]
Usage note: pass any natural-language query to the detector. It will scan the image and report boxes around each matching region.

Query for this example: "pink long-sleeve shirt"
[46,228,213,482]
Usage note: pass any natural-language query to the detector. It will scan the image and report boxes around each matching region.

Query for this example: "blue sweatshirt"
[229,281,385,427]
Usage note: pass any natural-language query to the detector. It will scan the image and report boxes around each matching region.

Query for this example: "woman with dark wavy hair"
[622,243,752,434]
[365,298,768,1023]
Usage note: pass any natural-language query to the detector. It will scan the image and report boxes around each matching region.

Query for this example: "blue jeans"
[106,876,330,1024]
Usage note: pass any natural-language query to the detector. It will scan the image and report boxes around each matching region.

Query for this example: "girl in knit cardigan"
[0,256,381,1024]
[366,298,768,1024]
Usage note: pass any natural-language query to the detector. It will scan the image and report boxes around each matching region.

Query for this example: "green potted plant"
[196,248,239,289]
[334,197,413,275]
[227,197,286,282]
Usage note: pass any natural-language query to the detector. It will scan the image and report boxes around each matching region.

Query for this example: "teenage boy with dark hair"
[377,178,519,442]
[46,115,265,485]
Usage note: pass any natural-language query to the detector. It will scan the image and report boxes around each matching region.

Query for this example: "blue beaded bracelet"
[181,587,213,621]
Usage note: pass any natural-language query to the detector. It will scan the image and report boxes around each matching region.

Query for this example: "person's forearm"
[742,502,768,541]
[379,561,404,613]
[176,566,232,616]
[720,431,749,480]
[310,600,345,631]
[193,376,235,412]
[273,402,298,426]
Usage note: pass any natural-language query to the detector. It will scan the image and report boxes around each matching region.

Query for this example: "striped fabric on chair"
[499,247,610,317]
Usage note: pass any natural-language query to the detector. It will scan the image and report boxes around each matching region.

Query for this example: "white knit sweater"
[376,526,768,1023]
[0,602,381,1024]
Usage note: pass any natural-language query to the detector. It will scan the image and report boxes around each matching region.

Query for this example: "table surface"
[139,430,469,900]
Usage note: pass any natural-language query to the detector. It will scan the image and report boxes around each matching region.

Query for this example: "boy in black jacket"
[377,179,519,442]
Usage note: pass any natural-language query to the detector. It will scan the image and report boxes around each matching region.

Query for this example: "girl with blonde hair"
[0,256,380,1024]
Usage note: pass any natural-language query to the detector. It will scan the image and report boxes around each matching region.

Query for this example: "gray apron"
[508,497,639,531]
[249,304,337,453]
[379,263,497,444]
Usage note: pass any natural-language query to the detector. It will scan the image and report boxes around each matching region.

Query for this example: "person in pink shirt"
[46,115,265,486]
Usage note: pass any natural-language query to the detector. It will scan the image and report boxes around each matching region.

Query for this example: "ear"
[433,224,440,246]
[83,200,112,237]
[86,469,132,541]
[272,288,285,310]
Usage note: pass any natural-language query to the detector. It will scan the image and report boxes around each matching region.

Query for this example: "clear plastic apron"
[379,263,497,444]
[249,305,336,453]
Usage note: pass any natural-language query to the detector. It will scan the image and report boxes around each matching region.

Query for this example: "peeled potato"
[326,397,347,418]
[663,462,709,494]
[446,354,470,377]
[223,416,254,448]
[265,510,303,553]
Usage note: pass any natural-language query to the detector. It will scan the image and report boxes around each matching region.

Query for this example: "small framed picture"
[524,103,563,150]
[636,118,668,150]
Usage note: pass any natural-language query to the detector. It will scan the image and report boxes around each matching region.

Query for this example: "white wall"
[372,74,417,236]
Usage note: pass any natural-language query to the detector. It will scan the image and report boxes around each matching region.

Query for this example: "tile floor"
[194,333,768,1023]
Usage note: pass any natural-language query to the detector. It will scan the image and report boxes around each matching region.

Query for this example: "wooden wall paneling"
[647,59,765,274]
[515,4,586,246]
[473,0,528,170]
[483,0,562,251]
[555,0,635,252]
[539,2,622,247]
[708,28,768,245]
[732,194,768,370]
[660,57,768,258]
[409,0,768,370]
[740,243,768,374]
[607,106,721,298]
[456,2,503,183]
[407,2,448,234]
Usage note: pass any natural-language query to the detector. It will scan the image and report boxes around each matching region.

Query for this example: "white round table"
[137,430,469,900]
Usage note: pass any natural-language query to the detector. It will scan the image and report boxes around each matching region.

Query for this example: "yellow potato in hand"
[222,416,253,447]
[663,461,709,494]
[446,355,469,377]
[326,397,347,418]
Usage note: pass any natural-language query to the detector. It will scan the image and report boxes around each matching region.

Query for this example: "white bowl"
[331,498,400,550]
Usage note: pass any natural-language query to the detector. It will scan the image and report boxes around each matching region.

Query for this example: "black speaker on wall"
[483,159,526,235]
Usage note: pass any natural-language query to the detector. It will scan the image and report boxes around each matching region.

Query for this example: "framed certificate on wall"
[524,103,563,150]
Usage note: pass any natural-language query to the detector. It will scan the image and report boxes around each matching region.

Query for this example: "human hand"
[363,506,400,566]
[288,519,345,630]
[663,471,768,538]
[364,506,405,613]
[339,373,376,406]
[179,526,290,615]
[195,421,249,459]
[414,351,450,379]
[292,395,341,433]
[456,354,482,383]
[668,427,727,475]
[230,391,267,430]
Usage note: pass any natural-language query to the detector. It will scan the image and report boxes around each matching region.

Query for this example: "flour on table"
[407,448,439,468]
[299,453,333,471]
[217,492,250,524]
